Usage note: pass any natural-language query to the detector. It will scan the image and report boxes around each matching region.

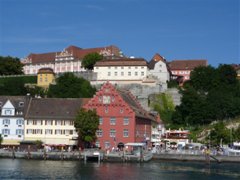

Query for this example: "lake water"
[0,159,239,180]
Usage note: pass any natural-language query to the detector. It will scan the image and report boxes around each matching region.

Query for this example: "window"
[108,67,111,69]
[110,117,116,125]
[19,102,24,107]
[95,141,100,148]
[65,121,70,126]
[45,120,52,125]
[16,129,24,135]
[56,120,62,125]
[114,66,117,69]
[141,72,144,76]
[5,110,12,115]
[65,130,71,135]
[123,117,129,125]
[96,129,103,137]
[37,120,42,125]
[2,129,10,135]
[120,108,124,113]
[105,107,108,113]
[110,129,116,137]
[121,72,124,76]
[121,67,124,69]
[135,72,138,76]
[108,72,111,76]
[27,120,33,125]
[3,119,10,125]
[27,129,33,134]
[135,66,138,69]
[55,129,62,135]
[123,129,129,137]
[114,72,117,76]
[128,72,131,76]
[104,141,110,149]
[45,129,53,135]
[128,66,131,69]
[16,119,24,125]
[99,117,103,125]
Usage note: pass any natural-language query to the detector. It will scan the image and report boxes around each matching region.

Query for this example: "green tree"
[47,72,96,98]
[25,85,46,97]
[233,125,240,141]
[151,93,175,126]
[0,56,24,75]
[173,65,240,127]
[0,78,27,95]
[81,52,103,70]
[190,66,216,93]
[208,122,231,145]
[74,108,99,148]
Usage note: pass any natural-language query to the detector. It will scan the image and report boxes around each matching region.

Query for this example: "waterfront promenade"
[1,149,240,163]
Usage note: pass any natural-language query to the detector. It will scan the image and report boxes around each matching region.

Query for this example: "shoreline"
[1,150,240,163]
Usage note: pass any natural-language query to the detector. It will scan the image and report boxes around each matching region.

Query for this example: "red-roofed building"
[168,60,208,83]
[83,82,160,150]
[22,45,121,75]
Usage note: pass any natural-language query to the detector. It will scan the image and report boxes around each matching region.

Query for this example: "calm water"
[0,159,239,180]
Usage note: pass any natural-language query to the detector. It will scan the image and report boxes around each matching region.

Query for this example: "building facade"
[0,96,28,146]
[22,45,121,75]
[37,68,55,88]
[24,98,89,147]
[93,58,152,85]
[168,60,208,82]
[84,82,159,150]
[148,53,171,90]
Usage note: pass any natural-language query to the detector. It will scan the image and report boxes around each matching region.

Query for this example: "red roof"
[168,60,208,70]
[95,58,147,66]
[24,45,121,65]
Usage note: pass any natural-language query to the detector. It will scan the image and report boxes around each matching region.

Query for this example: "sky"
[0,0,239,67]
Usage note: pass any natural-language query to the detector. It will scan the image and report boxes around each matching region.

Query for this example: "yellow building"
[37,68,55,88]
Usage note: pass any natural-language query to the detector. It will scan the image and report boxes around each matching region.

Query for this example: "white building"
[22,45,121,75]
[24,98,90,147]
[93,58,154,85]
[0,96,28,146]
[148,53,171,91]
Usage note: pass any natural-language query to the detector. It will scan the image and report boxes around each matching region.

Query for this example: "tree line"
[172,64,240,126]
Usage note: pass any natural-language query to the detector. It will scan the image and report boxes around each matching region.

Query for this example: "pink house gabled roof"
[168,60,208,70]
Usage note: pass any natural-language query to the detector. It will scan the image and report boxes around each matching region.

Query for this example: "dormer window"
[19,102,24,107]
[5,110,12,115]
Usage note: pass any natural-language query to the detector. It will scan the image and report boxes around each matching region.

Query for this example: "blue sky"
[0,0,239,66]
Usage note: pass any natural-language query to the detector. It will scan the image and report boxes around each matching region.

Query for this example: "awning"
[1,139,20,145]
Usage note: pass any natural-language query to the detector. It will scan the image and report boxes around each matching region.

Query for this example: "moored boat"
[227,142,240,156]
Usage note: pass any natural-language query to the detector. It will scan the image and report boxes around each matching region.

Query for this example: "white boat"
[227,142,240,156]
[124,142,153,162]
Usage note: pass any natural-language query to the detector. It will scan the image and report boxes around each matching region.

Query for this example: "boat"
[227,142,240,156]
[124,142,153,162]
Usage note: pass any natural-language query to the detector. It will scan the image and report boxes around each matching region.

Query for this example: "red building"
[84,82,159,150]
